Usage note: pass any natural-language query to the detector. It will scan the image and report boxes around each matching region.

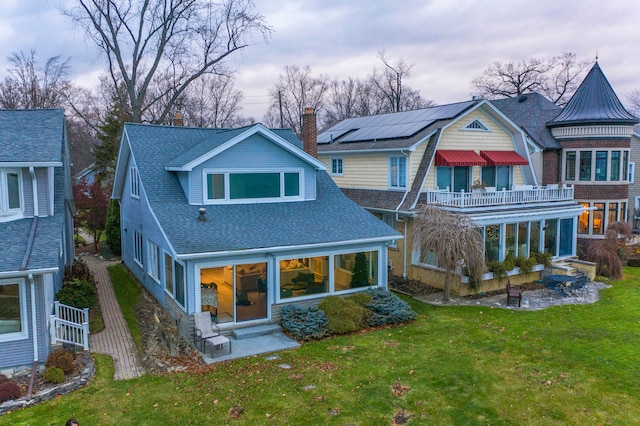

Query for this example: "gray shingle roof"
[126,123,399,256]
[491,93,562,149]
[0,109,65,163]
[550,62,638,126]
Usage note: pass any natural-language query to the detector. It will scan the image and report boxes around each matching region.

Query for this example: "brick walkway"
[84,254,144,380]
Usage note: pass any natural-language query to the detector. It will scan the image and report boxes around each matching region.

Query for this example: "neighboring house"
[0,109,75,371]
[111,116,398,339]
[495,62,638,249]
[627,124,640,228]
[317,100,584,295]
[73,163,97,187]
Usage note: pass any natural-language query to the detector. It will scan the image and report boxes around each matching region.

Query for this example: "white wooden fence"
[49,301,89,350]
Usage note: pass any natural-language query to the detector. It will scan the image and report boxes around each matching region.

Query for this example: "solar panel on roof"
[318,100,476,143]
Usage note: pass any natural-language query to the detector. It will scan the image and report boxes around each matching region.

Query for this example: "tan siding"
[319,153,392,190]
[421,110,522,192]
[408,141,428,188]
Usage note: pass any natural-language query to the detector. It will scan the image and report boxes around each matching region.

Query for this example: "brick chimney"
[301,107,317,158]
[172,112,184,126]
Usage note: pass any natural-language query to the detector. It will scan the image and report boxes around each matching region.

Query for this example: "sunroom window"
[0,279,26,341]
[205,170,301,202]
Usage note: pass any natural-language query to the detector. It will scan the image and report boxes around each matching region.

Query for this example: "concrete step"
[232,324,282,340]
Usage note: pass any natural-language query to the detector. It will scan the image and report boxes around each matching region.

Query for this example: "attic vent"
[463,119,489,131]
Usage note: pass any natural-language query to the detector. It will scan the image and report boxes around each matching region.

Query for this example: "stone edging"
[0,351,95,415]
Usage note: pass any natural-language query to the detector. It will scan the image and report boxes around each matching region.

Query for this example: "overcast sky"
[0,0,638,120]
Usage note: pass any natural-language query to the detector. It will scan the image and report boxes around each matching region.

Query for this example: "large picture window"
[389,156,407,189]
[0,169,21,214]
[279,256,328,299]
[205,170,301,202]
[0,279,25,341]
[335,251,378,291]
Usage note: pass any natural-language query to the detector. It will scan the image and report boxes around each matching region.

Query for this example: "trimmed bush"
[0,374,9,384]
[0,381,22,403]
[319,296,370,335]
[280,305,329,341]
[346,292,372,307]
[365,288,417,327]
[63,259,96,284]
[45,348,75,374]
[44,367,65,384]
[55,278,97,309]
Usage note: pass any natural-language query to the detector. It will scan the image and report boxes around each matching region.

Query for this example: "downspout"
[28,273,38,362]
[394,150,410,279]
[29,167,38,217]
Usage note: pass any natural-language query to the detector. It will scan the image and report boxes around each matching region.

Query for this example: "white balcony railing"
[424,185,574,208]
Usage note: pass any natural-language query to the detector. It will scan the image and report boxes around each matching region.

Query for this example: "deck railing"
[49,301,89,350]
[424,185,574,208]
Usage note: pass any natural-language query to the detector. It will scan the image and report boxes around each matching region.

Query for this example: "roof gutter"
[0,267,59,278]
[176,235,403,261]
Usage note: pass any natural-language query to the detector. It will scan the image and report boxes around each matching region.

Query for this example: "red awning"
[480,151,528,166]
[434,150,487,166]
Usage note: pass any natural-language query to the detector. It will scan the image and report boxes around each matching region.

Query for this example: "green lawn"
[3,268,640,425]
[107,264,142,351]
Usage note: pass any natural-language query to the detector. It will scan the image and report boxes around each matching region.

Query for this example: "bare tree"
[587,221,632,279]
[180,74,249,127]
[472,52,590,106]
[371,51,427,113]
[627,90,640,116]
[264,65,329,135]
[0,49,71,109]
[412,204,485,301]
[62,0,271,124]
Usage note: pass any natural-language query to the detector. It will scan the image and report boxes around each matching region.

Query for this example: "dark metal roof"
[491,93,562,149]
[550,62,638,126]
[317,101,477,148]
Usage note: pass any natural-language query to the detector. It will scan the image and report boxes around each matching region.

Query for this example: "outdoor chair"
[506,280,522,307]
[193,311,231,357]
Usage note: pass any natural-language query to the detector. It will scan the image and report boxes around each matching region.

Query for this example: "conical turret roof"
[549,62,637,127]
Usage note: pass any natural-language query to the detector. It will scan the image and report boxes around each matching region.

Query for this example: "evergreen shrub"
[55,278,97,309]
[280,305,328,341]
[365,288,417,327]
[44,367,65,384]
[319,296,370,334]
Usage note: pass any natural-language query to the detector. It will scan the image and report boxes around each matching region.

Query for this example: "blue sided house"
[0,109,75,371]
[111,118,399,340]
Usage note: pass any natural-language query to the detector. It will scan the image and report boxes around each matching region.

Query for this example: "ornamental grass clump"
[318,296,370,335]
[280,305,329,341]
[365,288,417,326]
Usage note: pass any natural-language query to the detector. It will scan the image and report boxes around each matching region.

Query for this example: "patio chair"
[506,280,522,307]
[193,311,231,356]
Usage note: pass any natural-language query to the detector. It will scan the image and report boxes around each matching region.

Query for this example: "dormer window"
[204,169,302,203]
[0,169,22,215]
[463,119,489,131]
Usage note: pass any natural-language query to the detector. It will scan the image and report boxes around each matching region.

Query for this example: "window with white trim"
[133,230,143,266]
[164,252,174,295]
[130,167,140,198]
[205,169,302,203]
[330,157,343,175]
[389,156,407,189]
[0,278,27,342]
[0,169,22,214]
[147,240,160,282]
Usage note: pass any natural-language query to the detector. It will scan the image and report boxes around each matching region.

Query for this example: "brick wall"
[542,150,561,184]
[560,139,630,149]
[574,184,628,200]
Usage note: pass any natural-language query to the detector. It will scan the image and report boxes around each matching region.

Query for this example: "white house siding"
[628,133,640,222]
[189,134,317,204]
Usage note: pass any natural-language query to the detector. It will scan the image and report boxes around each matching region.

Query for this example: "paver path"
[84,254,144,380]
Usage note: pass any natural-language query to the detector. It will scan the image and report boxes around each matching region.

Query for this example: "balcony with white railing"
[423,185,574,209]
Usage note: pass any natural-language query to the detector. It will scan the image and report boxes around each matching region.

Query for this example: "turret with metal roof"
[548,62,638,133]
